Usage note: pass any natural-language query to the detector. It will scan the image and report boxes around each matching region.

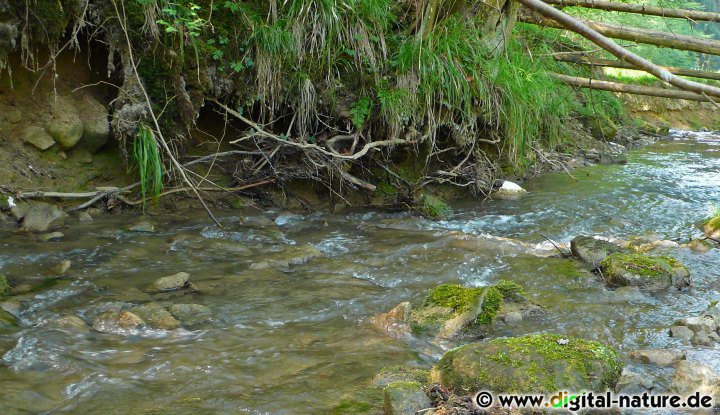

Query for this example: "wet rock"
[384,381,431,415]
[50,315,90,333]
[501,310,523,325]
[670,361,720,400]
[92,310,145,333]
[687,238,711,253]
[265,244,322,268]
[570,236,628,265]
[704,218,720,240]
[1,300,21,317]
[41,231,64,241]
[599,253,690,291]
[494,180,526,197]
[616,368,653,395]
[0,309,19,331]
[145,272,190,293]
[371,302,411,335]
[127,220,156,233]
[51,259,71,276]
[130,303,180,330]
[114,288,153,303]
[0,275,8,298]
[371,366,429,388]
[429,334,622,394]
[629,349,686,367]
[168,303,212,327]
[77,211,93,223]
[405,280,541,339]
[669,325,694,341]
[75,94,110,153]
[9,284,33,296]
[20,202,68,232]
[23,126,55,150]
[46,96,83,149]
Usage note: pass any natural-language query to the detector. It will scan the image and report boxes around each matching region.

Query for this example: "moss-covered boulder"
[429,334,622,394]
[705,214,720,240]
[599,253,690,291]
[409,280,542,339]
[571,236,628,265]
[384,381,431,415]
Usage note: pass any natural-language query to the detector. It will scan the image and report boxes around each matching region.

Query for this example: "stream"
[0,130,719,414]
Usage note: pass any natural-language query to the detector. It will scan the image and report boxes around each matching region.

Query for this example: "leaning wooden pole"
[555,54,720,81]
[519,13,720,55]
[517,0,720,99]
[543,0,720,22]
[550,73,710,101]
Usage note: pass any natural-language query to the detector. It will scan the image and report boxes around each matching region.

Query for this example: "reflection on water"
[0,130,719,414]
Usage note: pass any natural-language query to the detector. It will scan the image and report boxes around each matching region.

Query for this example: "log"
[555,54,720,81]
[542,0,720,22]
[517,0,720,99]
[518,13,720,56]
[550,73,710,101]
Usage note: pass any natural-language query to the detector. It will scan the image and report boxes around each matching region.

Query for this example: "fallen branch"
[542,0,720,22]
[117,179,274,206]
[554,54,720,81]
[550,73,711,101]
[518,0,720,99]
[519,12,720,56]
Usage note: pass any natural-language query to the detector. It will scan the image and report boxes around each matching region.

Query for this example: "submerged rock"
[20,202,68,232]
[40,231,64,241]
[371,302,411,336]
[571,236,628,265]
[92,310,145,333]
[263,244,322,269]
[429,334,622,394]
[629,349,686,367]
[130,303,180,330]
[50,315,91,333]
[371,366,429,389]
[127,220,156,233]
[383,381,431,415]
[168,303,212,327]
[145,272,190,293]
[599,253,690,291]
[51,259,71,276]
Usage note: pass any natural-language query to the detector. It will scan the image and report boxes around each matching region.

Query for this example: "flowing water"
[1,130,719,414]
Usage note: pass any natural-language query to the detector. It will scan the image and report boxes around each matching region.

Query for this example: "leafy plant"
[349,97,372,130]
[132,125,164,208]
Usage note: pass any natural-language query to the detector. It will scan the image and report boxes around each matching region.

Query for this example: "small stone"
[371,302,411,334]
[670,325,694,341]
[168,303,212,327]
[41,231,64,241]
[128,220,155,233]
[51,315,90,333]
[629,349,686,367]
[77,211,93,223]
[20,202,68,232]
[494,180,527,197]
[92,310,145,333]
[51,260,71,275]
[145,272,190,293]
[130,303,180,330]
[23,126,56,151]
[384,381,431,415]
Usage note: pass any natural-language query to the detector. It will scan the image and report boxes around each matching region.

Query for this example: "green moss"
[0,275,8,298]
[424,284,483,312]
[376,181,398,197]
[706,213,720,232]
[494,279,526,302]
[333,400,373,415]
[600,253,670,279]
[373,366,429,387]
[419,194,451,220]
[476,287,502,325]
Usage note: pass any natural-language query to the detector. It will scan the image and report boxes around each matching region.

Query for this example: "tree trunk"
[542,0,720,22]
[519,12,720,56]
[554,54,720,81]
[550,73,711,101]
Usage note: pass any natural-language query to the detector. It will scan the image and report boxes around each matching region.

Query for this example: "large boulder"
[429,334,622,394]
[599,253,690,291]
[75,94,110,153]
[407,280,542,339]
[46,95,84,149]
[20,202,68,232]
[571,236,628,265]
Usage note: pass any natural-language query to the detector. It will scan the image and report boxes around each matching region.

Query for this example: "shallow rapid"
[0,130,719,414]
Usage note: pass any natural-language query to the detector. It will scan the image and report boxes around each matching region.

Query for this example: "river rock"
[599,253,690,291]
[145,272,190,293]
[371,366,429,389]
[130,303,180,330]
[75,94,110,153]
[20,202,68,232]
[77,211,94,223]
[127,220,156,233]
[629,349,686,367]
[51,259,71,275]
[23,126,55,150]
[571,236,627,265]
[46,96,84,149]
[670,325,694,341]
[616,368,653,395]
[41,231,64,241]
[494,180,527,196]
[670,361,720,401]
[429,334,622,394]
[0,308,19,331]
[50,315,91,333]
[687,238,712,253]
[704,217,720,240]
[265,244,322,269]
[168,303,212,327]
[92,310,145,333]
[371,302,411,336]
[384,381,431,415]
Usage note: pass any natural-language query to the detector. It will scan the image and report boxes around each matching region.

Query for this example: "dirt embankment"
[620,93,719,132]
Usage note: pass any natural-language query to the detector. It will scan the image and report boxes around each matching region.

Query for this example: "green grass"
[132,125,164,208]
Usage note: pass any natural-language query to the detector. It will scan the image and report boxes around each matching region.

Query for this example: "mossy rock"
[0,275,9,298]
[409,280,539,339]
[332,385,384,415]
[570,236,628,265]
[599,253,690,291]
[384,381,431,415]
[372,366,430,388]
[705,214,720,239]
[429,334,622,394]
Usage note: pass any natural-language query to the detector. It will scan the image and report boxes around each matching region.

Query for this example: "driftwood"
[542,0,720,22]
[550,73,710,101]
[519,13,720,56]
[518,0,720,99]
[555,54,720,81]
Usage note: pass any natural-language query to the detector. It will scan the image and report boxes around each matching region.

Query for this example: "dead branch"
[542,0,720,22]
[551,73,712,101]
[554,54,720,81]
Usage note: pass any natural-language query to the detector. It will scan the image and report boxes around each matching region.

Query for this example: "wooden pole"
[554,54,720,81]
[550,73,710,101]
[518,13,720,56]
[542,0,720,22]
